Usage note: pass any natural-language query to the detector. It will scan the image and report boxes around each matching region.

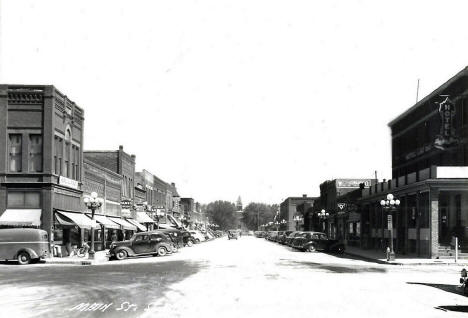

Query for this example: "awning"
[55,210,95,229]
[88,214,120,230]
[109,217,137,231]
[0,209,41,227]
[126,219,147,232]
[136,212,155,223]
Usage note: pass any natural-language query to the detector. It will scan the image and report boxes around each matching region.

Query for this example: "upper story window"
[7,191,41,208]
[9,134,22,172]
[54,136,63,175]
[29,135,43,172]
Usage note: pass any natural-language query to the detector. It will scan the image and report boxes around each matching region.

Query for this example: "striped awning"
[0,209,41,227]
[108,217,137,231]
[88,214,120,230]
[126,219,147,232]
[136,212,155,223]
[55,210,95,229]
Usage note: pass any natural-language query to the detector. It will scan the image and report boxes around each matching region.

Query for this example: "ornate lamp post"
[380,193,400,261]
[317,209,329,232]
[293,215,303,231]
[280,219,287,230]
[84,192,103,260]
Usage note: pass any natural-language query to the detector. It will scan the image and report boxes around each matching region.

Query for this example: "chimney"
[171,182,176,187]
[119,145,123,151]
[131,154,136,161]
[302,194,307,198]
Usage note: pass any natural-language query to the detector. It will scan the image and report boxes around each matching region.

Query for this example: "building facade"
[84,145,136,218]
[319,179,374,239]
[280,195,318,231]
[360,67,468,258]
[0,85,85,250]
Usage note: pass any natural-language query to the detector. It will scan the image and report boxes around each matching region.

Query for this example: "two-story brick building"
[0,85,87,250]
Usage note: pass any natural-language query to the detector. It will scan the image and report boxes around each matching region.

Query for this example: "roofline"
[388,66,468,127]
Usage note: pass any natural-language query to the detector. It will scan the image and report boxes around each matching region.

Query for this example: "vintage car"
[227,230,239,240]
[157,228,184,249]
[0,228,49,265]
[108,231,173,260]
[278,231,293,244]
[190,230,207,243]
[285,231,303,246]
[291,231,345,253]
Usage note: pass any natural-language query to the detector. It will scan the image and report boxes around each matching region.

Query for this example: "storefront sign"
[121,200,132,209]
[336,179,371,189]
[59,176,79,190]
[434,96,459,150]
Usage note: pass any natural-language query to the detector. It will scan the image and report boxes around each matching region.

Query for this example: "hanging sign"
[434,96,459,150]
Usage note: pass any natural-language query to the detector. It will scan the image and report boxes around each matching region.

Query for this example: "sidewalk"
[344,246,468,266]
[45,250,109,265]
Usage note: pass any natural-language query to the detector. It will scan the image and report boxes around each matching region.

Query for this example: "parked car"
[285,231,303,246]
[0,228,49,265]
[267,231,279,241]
[291,232,345,253]
[278,231,293,244]
[108,231,173,260]
[157,228,184,249]
[228,230,239,240]
[190,230,206,243]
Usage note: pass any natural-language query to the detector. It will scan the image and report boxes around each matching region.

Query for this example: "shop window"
[9,134,22,172]
[7,192,41,208]
[29,135,43,172]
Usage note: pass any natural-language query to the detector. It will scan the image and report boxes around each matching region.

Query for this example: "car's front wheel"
[115,250,127,260]
[306,245,316,252]
[187,240,193,247]
[157,246,167,256]
[17,251,31,265]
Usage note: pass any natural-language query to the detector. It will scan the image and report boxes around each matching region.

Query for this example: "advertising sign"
[434,96,459,150]
[59,176,79,190]
[336,179,372,189]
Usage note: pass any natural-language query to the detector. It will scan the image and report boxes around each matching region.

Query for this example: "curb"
[344,251,468,266]
[44,258,109,266]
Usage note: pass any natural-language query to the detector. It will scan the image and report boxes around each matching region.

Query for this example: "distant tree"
[242,203,279,230]
[205,201,237,230]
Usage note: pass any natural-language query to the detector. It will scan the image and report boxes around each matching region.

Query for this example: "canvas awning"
[109,217,137,231]
[136,212,155,223]
[55,210,95,229]
[0,209,42,227]
[88,214,120,230]
[126,219,147,232]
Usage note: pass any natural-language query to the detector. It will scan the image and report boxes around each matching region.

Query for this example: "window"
[7,191,41,208]
[64,142,70,178]
[9,134,22,172]
[54,136,63,175]
[29,135,43,172]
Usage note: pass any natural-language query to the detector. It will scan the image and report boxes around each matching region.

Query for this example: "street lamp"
[293,215,303,231]
[380,193,400,261]
[317,209,329,232]
[83,192,103,259]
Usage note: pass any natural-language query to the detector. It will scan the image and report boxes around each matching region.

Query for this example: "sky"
[1,0,468,205]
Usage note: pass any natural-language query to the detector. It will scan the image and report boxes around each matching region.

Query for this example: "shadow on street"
[279,260,387,273]
[435,305,468,312]
[407,282,464,296]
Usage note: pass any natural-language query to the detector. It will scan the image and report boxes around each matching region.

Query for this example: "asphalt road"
[1,236,468,318]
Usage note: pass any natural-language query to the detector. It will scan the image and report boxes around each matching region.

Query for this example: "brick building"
[280,195,318,231]
[0,85,85,249]
[319,179,374,239]
[359,66,468,258]
[84,145,136,218]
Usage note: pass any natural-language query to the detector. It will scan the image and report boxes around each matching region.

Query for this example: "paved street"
[2,237,468,318]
